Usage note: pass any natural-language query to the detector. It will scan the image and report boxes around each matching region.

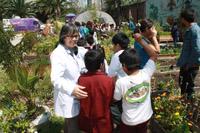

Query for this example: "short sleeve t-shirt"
[108,50,127,79]
[114,59,156,126]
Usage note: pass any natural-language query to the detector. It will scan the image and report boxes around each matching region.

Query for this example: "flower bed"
[151,90,200,133]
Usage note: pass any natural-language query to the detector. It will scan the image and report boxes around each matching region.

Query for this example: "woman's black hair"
[59,24,78,45]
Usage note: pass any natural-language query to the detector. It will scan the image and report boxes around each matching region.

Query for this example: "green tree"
[0,0,11,19]
[9,0,35,17]
[105,0,116,13]
[0,23,38,71]
[35,0,77,20]
[149,4,158,20]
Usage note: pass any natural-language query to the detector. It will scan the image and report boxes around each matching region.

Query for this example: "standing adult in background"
[80,22,89,38]
[129,18,136,32]
[171,21,179,47]
[50,24,88,133]
[177,9,200,99]
[167,17,180,48]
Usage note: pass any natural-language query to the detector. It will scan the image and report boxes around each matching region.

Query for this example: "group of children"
[77,19,159,133]
[51,8,200,133]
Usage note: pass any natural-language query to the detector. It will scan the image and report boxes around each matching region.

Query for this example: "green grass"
[159,31,171,36]
[160,47,181,55]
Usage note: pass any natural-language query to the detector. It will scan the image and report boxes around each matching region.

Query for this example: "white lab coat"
[50,44,86,118]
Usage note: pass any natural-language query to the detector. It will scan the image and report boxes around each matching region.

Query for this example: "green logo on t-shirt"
[124,82,150,103]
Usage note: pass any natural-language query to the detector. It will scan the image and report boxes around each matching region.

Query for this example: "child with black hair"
[78,49,115,133]
[108,32,130,130]
[92,45,109,74]
[77,37,88,63]
[114,38,158,133]
[86,34,95,49]
[108,32,130,80]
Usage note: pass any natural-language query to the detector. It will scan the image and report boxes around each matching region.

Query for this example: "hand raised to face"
[149,26,157,38]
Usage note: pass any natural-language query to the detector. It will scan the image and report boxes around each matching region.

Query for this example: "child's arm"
[113,80,122,101]
[134,33,158,61]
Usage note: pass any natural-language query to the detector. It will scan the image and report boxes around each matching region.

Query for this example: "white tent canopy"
[75,10,116,27]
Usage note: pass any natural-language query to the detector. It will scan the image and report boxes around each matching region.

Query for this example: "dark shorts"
[64,116,79,133]
[110,100,122,125]
[120,120,149,133]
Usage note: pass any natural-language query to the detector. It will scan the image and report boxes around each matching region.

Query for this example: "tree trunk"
[116,0,121,25]
[56,0,61,19]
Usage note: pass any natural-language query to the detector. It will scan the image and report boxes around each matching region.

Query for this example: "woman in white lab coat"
[50,24,88,133]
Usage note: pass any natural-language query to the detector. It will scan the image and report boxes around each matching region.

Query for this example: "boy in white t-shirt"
[114,33,158,133]
[108,32,130,129]
[108,32,130,80]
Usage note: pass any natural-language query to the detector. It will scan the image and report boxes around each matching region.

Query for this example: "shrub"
[32,35,58,55]
[0,23,39,71]
[0,61,50,132]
